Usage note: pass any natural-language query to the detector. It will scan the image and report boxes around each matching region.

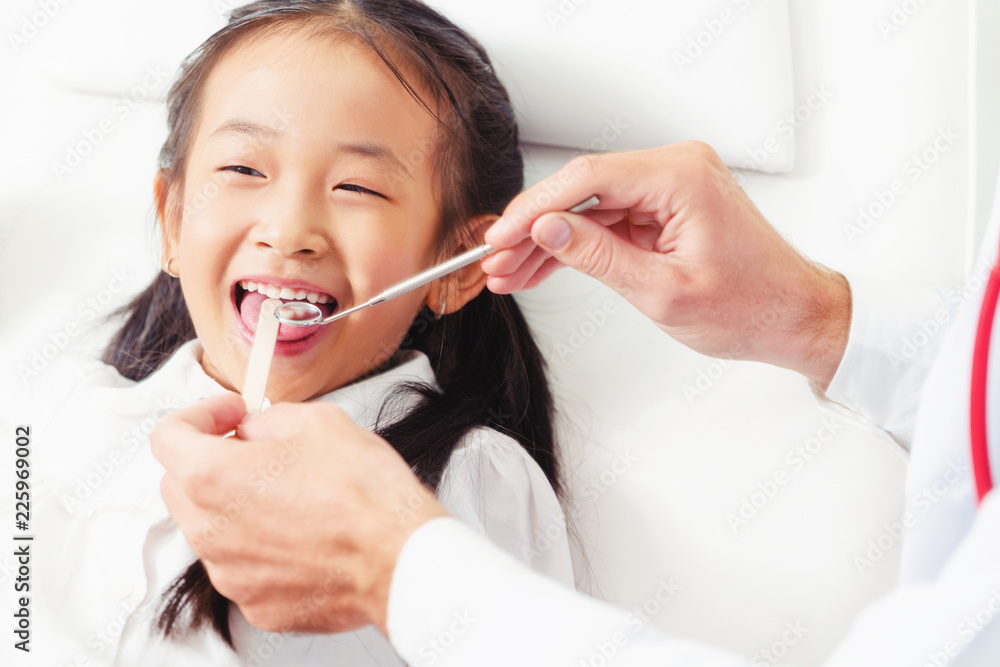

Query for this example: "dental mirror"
[274,195,600,327]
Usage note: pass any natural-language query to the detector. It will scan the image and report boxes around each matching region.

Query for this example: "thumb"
[532,212,652,291]
[151,393,247,466]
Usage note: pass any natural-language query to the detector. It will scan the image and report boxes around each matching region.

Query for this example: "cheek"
[344,211,441,286]
[331,293,427,379]
[175,193,246,333]
[178,190,246,268]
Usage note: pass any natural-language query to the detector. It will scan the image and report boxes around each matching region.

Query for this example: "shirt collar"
[92,339,439,515]
[91,339,439,425]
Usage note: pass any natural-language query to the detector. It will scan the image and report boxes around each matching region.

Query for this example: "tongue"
[240,290,321,342]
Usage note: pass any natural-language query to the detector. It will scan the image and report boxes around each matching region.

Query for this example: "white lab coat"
[384,176,1000,666]
[4,341,573,666]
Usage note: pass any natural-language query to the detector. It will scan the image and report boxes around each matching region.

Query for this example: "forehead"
[195,25,439,164]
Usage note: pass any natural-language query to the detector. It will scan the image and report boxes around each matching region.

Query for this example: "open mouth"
[233,279,339,343]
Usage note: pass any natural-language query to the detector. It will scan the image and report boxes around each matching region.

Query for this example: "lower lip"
[231,294,327,357]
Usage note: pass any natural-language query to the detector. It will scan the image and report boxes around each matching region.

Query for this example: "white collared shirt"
[8,340,573,666]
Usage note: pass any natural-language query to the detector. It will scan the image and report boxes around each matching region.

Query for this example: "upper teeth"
[239,280,333,304]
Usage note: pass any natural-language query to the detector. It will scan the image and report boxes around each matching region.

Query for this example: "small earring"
[435,295,447,320]
[164,257,179,278]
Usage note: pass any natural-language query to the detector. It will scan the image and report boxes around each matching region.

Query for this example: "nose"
[248,188,332,258]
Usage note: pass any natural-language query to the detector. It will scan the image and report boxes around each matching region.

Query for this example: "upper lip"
[233,275,340,303]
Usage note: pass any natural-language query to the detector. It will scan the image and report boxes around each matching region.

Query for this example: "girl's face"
[160,29,468,401]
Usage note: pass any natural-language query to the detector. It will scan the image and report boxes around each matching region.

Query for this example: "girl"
[27,0,574,664]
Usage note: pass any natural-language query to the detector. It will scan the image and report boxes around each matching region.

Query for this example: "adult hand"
[150,393,448,635]
[483,142,851,390]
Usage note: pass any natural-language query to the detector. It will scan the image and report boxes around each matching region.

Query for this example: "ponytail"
[381,291,558,492]
[103,273,195,381]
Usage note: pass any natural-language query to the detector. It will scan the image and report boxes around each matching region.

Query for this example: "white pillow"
[30,0,795,173]
[27,0,231,102]
[426,0,795,173]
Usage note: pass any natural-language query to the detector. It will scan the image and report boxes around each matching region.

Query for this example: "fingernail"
[538,217,571,251]
[484,218,505,246]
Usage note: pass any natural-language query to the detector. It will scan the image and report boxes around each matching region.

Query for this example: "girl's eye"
[336,183,387,199]
[220,165,265,177]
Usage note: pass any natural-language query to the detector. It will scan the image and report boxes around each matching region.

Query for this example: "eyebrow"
[209,119,280,143]
[209,120,412,180]
[336,141,412,180]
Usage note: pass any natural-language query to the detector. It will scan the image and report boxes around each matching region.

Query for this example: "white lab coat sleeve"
[386,517,752,667]
[386,505,1000,667]
[812,273,960,454]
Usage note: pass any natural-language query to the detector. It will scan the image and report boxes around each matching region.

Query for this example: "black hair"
[101,0,557,647]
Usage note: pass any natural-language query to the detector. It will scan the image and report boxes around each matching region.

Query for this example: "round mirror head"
[274,301,323,326]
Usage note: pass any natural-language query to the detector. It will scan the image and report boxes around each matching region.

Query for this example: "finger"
[490,245,553,293]
[486,253,561,294]
[487,153,647,249]
[480,236,537,277]
[485,273,517,295]
[487,143,724,250]
[531,211,655,293]
[521,256,565,291]
[237,401,351,442]
[151,393,247,469]
[159,474,218,558]
[485,158,608,249]
[484,204,626,254]
[235,401,290,441]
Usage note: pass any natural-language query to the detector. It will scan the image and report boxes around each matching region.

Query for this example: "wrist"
[367,496,449,635]
[793,264,852,391]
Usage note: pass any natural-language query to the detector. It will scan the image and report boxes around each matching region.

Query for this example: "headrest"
[27,0,795,173]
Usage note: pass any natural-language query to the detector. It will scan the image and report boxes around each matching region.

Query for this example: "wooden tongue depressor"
[243,298,282,414]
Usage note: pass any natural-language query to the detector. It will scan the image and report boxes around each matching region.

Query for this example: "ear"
[426,214,495,316]
[154,168,181,271]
